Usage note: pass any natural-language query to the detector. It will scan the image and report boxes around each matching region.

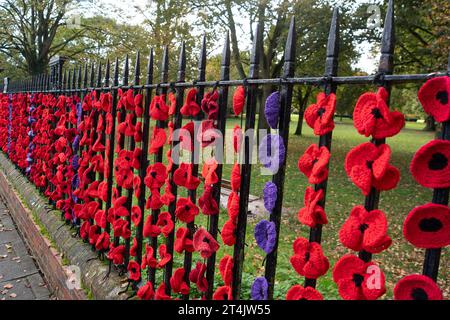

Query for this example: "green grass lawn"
[141,117,448,300]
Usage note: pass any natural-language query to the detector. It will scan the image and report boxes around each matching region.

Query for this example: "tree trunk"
[295,110,305,136]
[424,115,436,131]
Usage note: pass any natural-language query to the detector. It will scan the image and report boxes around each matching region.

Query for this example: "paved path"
[0,200,51,300]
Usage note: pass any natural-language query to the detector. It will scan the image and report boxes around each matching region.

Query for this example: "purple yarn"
[263,182,277,213]
[73,135,80,152]
[251,277,269,300]
[258,134,286,173]
[72,155,80,170]
[264,92,280,129]
[254,220,277,254]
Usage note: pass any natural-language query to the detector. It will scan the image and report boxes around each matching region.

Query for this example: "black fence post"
[232,23,262,300]
[360,0,395,263]
[265,16,297,300]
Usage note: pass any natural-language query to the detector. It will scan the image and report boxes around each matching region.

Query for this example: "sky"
[86,0,380,74]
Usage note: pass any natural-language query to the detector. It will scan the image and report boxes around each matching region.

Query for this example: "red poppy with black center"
[161,179,175,205]
[201,90,219,120]
[127,260,141,282]
[189,262,208,293]
[179,121,195,151]
[131,206,142,227]
[202,158,218,185]
[118,113,136,137]
[176,197,199,223]
[298,187,328,228]
[219,255,233,286]
[221,220,237,246]
[143,215,161,238]
[418,76,450,122]
[94,209,107,229]
[198,186,219,216]
[144,162,167,189]
[233,86,245,116]
[181,88,201,117]
[149,127,167,154]
[88,224,101,246]
[339,206,392,254]
[410,140,450,189]
[193,228,220,259]
[155,283,171,300]
[353,87,405,139]
[174,227,194,254]
[170,268,190,295]
[298,144,330,184]
[113,218,131,239]
[286,285,323,300]
[141,244,157,269]
[290,237,329,279]
[345,142,400,196]
[150,95,169,121]
[173,163,200,190]
[394,275,443,301]
[403,203,450,249]
[213,286,233,300]
[333,255,386,300]
[305,92,336,136]
[108,244,125,265]
[146,189,164,210]
[156,212,175,238]
[198,120,220,148]
[156,244,172,269]
[137,282,155,300]
[134,122,143,142]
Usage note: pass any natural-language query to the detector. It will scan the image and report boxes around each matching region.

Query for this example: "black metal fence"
[0,0,447,300]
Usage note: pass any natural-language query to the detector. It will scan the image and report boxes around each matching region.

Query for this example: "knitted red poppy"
[290,238,329,279]
[155,283,171,300]
[130,238,138,257]
[168,92,177,116]
[231,163,241,192]
[156,212,174,237]
[174,227,194,254]
[137,282,155,300]
[202,158,218,185]
[233,125,242,154]
[410,140,450,189]
[144,162,167,189]
[233,86,245,116]
[193,228,220,259]
[181,88,200,117]
[127,260,141,281]
[108,244,125,265]
[219,255,233,286]
[141,244,157,269]
[213,286,233,300]
[286,285,323,300]
[179,121,195,151]
[143,215,161,238]
[189,262,208,293]
[298,187,328,228]
[113,219,131,239]
[131,206,142,227]
[173,163,201,190]
[353,87,405,139]
[221,220,237,246]
[170,268,190,295]
[95,232,110,252]
[418,76,450,122]
[333,255,386,300]
[394,275,443,301]
[298,144,330,184]
[198,120,220,148]
[161,179,176,205]
[156,244,172,269]
[198,186,219,216]
[345,142,400,196]
[403,203,450,249]
[339,206,392,254]
[150,95,169,121]
[149,127,167,154]
[305,92,336,136]
[201,90,219,120]
[146,189,164,210]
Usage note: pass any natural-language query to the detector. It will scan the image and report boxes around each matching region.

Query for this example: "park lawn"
[140,117,448,300]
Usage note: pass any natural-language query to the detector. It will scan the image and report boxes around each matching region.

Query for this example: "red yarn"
[193,228,220,259]
[143,215,161,238]
[304,92,336,136]
[213,286,233,300]
[174,227,194,254]
[198,120,220,148]
[173,163,201,190]
[198,186,219,215]
[298,187,328,228]
[155,283,172,300]
[127,260,141,281]
[286,285,323,300]
[403,203,450,249]
[353,87,405,139]
[156,212,174,238]
[170,268,190,295]
[418,76,450,122]
[137,282,155,300]
[290,238,329,279]
[345,142,400,196]
[233,125,242,154]
[189,262,208,293]
[181,88,201,116]
[144,162,167,189]
[149,127,167,154]
[231,163,241,192]
[202,158,219,185]
[150,95,169,121]
[394,275,443,301]
[219,255,233,286]
[410,140,450,189]
[233,86,245,116]
[333,255,386,300]
[298,144,330,184]
[141,244,157,269]
[221,220,236,246]
[156,244,172,269]
[339,206,392,254]
[201,90,219,120]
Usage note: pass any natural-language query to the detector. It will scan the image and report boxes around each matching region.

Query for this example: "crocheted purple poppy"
[265,92,280,129]
[263,182,277,213]
[258,134,286,173]
[251,277,269,300]
[72,155,80,170]
[72,136,80,152]
[254,220,277,254]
